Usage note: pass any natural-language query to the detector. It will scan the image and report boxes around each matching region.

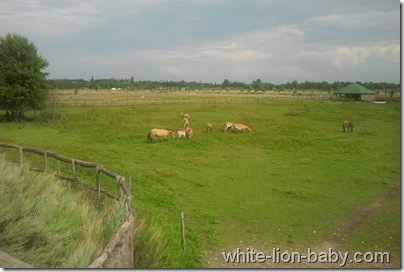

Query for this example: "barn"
[333,83,376,102]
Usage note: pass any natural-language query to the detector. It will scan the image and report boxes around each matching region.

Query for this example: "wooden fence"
[0,143,135,268]
[48,93,399,107]
[54,94,334,106]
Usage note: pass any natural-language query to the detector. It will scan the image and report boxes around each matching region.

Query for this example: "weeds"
[0,158,121,268]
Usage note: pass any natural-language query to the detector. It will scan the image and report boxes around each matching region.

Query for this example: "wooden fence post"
[128,176,131,195]
[96,164,101,202]
[44,151,48,173]
[18,146,23,170]
[57,161,61,175]
[116,176,124,198]
[71,159,76,182]
[181,211,185,251]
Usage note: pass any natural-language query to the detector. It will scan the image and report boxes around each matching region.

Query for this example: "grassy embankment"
[0,159,123,268]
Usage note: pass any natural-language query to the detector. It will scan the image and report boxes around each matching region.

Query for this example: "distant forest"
[48,77,400,93]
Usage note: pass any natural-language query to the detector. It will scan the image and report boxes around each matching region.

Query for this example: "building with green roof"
[333,83,376,101]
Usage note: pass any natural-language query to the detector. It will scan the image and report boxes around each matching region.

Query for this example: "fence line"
[51,95,336,106]
[0,143,135,268]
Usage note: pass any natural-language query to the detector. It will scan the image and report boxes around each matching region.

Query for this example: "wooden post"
[57,160,61,175]
[181,211,185,251]
[71,159,76,182]
[96,165,101,202]
[44,151,48,173]
[18,146,23,170]
[116,176,124,198]
[128,176,131,195]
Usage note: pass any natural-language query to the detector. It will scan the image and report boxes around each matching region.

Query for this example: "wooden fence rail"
[0,143,135,268]
[50,94,337,107]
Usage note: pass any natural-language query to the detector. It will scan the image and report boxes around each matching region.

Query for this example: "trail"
[206,182,400,268]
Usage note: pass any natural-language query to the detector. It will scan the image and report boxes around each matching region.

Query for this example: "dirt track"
[207,182,401,268]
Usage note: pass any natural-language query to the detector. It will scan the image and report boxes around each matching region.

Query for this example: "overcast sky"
[0,0,400,84]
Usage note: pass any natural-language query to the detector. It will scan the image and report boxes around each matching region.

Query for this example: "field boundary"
[0,143,135,268]
[51,95,335,106]
[47,93,399,107]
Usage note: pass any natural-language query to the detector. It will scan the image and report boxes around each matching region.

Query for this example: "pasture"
[0,99,400,268]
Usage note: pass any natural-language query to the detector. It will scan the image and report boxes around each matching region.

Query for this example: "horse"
[231,123,251,133]
[206,123,215,132]
[342,121,354,132]
[223,122,234,132]
[185,127,193,138]
[180,112,190,120]
[147,128,175,142]
[176,130,186,139]
[182,117,190,129]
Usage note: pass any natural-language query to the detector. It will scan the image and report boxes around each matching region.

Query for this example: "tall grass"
[0,158,122,268]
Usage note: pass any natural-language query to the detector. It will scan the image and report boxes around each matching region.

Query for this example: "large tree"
[0,33,49,121]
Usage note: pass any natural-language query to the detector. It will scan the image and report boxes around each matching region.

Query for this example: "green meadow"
[0,100,400,268]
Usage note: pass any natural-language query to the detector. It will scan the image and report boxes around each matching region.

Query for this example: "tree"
[252,79,264,92]
[0,33,49,121]
[222,79,230,89]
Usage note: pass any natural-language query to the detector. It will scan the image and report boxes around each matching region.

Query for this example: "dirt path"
[206,182,400,268]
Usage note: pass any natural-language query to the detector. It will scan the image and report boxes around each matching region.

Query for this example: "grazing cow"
[182,117,190,130]
[176,130,186,138]
[180,112,191,120]
[206,123,215,132]
[223,122,234,132]
[231,123,251,133]
[342,121,354,132]
[185,127,193,139]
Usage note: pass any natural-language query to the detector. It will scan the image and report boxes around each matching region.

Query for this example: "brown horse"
[182,117,190,129]
[147,128,175,142]
[180,112,190,120]
[185,127,193,138]
[176,130,186,139]
[342,121,354,132]
[231,123,251,133]
[223,122,234,132]
[206,123,214,132]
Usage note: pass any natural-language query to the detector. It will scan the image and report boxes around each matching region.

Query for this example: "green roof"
[334,83,375,94]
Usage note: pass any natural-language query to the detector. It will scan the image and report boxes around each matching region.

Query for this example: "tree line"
[0,33,400,122]
[48,77,400,93]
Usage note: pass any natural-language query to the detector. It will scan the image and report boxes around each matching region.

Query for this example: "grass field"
[0,98,400,268]
[48,88,399,106]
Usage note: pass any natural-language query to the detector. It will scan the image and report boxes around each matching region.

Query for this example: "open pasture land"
[50,88,334,106]
[50,88,399,106]
[0,100,400,268]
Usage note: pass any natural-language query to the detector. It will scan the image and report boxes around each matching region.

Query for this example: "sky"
[0,0,400,84]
